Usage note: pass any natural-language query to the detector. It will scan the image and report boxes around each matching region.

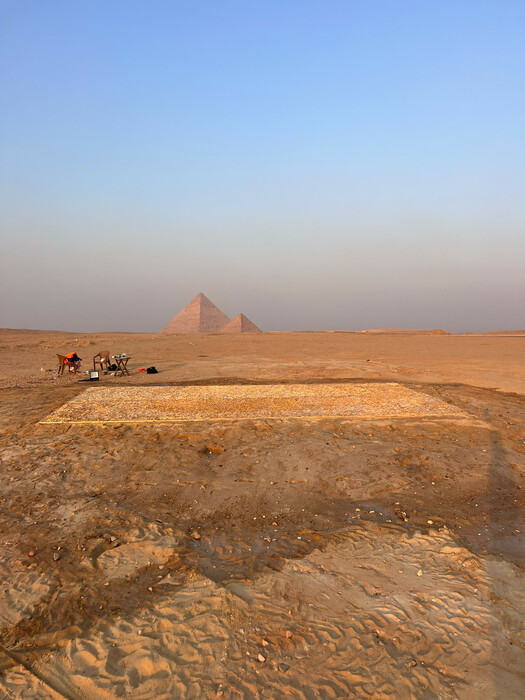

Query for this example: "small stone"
[257,654,266,663]
[28,551,35,557]
[417,569,423,577]
[203,443,224,455]
[53,552,61,561]
[408,659,417,668]
[192,531,201,540]
[394,508,409,522]
[285,631,293,639]
[262,639,269,647]
[279,663,290,672]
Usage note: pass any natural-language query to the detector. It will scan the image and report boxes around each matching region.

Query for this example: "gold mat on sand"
[40,383,465,424]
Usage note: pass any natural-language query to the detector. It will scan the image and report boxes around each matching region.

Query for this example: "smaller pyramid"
[221,313,262,333]
[161,293,230,333]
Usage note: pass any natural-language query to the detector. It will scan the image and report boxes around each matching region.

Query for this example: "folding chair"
[93,350,110,371]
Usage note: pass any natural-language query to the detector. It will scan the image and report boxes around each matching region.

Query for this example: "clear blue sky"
[1,0,524,332]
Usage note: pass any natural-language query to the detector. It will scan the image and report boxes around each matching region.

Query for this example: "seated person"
[64,352,82,372]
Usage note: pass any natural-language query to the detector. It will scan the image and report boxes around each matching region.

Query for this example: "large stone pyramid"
[221,313,262,333]
[161,293,230,333]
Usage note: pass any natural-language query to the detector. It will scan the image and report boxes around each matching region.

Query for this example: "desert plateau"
[0,328,523,698]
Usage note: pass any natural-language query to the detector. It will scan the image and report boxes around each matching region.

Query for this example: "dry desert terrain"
[0,329,524,698]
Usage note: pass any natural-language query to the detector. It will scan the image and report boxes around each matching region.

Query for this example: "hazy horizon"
[1,1,524,334]
[1,285,523,336]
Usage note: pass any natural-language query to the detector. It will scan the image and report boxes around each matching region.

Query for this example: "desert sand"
[0,329,524,698]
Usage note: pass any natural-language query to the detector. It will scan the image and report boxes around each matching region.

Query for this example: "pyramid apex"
[190,292,209,303]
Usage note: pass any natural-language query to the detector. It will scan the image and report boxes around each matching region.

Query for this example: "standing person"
[64,352,82,372]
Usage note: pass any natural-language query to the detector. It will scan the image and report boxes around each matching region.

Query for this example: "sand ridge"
[0,522,523,698]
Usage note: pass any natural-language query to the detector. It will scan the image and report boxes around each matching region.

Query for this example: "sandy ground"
[0,329,524,698]
[1,328,525,394]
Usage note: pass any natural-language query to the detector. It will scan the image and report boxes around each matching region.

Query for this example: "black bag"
[108,364,118,371]
[146,366,158,374]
